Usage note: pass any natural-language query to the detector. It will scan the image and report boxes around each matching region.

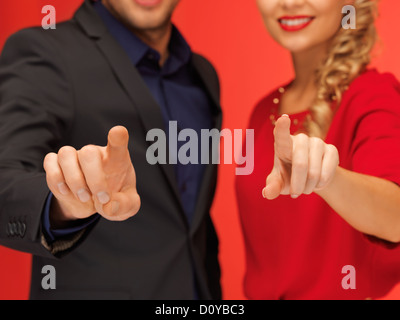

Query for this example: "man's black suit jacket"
[0,0,222,300]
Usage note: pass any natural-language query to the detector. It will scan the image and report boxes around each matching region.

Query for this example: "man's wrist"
[49,196,80,229]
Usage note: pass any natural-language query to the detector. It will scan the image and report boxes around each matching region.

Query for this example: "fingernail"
[111,201,119,215]
[57,182,69,195]
[291,194,299,199]
[97,191,110,204]
[77,189,91,203]
[282,114,289,118]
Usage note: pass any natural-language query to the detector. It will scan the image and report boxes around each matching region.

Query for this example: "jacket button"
[16,221,22,237]
[9,222,16,236]
[6,222,11,236]
[6,221,26,237]
[20,222,26,238]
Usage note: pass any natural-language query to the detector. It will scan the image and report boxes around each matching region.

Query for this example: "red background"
[1,0,400,300]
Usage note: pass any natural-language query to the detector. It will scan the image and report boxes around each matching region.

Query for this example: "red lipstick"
[278,16,315,32]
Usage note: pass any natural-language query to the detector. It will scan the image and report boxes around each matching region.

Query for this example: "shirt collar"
[92,1,191,74]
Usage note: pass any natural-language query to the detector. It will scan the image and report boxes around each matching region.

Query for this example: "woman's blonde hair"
[306,0,378,138]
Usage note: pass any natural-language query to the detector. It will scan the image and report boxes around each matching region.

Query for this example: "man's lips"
[278,16,315,32]
[134,0,162,8]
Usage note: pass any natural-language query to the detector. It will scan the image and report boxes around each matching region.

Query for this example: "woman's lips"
[278,16,315,32]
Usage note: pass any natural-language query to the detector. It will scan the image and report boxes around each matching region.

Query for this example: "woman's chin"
[280,44,310,55]
[277,39,323,55]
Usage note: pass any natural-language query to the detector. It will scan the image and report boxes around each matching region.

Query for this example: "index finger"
[106,126,130,162]
[274,114,293,163]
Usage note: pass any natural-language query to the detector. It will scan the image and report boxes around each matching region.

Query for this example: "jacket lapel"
[190,55,223,233]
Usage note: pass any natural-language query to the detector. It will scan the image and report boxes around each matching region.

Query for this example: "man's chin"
[127,14,173,32]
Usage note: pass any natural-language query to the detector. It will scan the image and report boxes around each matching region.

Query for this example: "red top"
[235,69,400,299]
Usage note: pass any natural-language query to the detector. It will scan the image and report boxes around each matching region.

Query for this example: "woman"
[236,0,400,299]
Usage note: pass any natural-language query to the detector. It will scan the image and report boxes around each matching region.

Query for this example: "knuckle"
[122,193,141,218]
[326,144,338,154]
[80,144,97,154]
[132,193,141,213]
[43,152,56,168]
[293,160,308,171]
[308,169,320,182]
[326,144,340,163]
[310,137,324,148]
[79,145,99,161]
[58,146,77,160]
[295,133,308,141]
[318,173,329,187]
[44,152,56,161]
[46,170,62,183]
[293,135,309,150]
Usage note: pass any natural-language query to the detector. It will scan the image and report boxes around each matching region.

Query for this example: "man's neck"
[131,23,172,67]
[101,0,173,67]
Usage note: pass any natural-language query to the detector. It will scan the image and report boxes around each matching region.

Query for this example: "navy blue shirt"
[42,1,213,242]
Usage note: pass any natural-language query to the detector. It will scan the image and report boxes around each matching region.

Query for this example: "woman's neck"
[280,44,329,115]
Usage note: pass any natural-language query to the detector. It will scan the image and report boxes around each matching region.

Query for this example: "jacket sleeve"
[0,27,83,258]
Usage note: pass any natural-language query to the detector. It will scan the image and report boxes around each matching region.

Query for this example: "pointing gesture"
[44,126,140,226]
[262,115,339,200]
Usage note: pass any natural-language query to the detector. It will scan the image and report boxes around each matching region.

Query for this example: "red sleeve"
[345,71,400,248]
[348,72,400,187]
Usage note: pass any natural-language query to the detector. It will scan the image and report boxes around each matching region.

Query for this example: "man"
[0,0,222,299]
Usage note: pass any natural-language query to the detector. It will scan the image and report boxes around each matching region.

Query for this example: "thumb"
[262,168,284,200]
[274,114,293,163]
